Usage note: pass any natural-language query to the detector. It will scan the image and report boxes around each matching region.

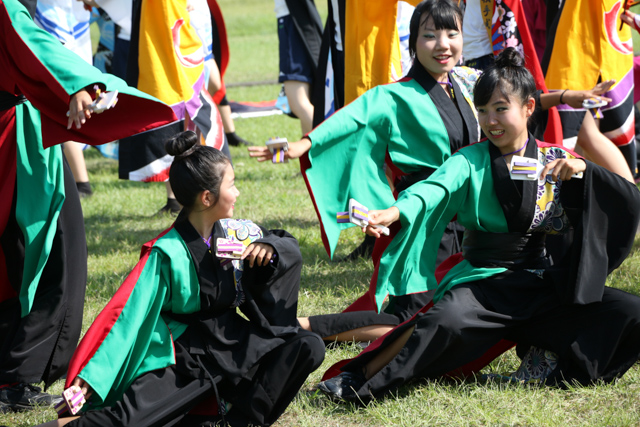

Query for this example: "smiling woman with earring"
[250,0,482,346]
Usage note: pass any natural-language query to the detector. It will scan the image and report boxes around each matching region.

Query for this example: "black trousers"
[307,291,433,339]
[308,223,463,339]
[0,160,86,386]
[343,270,640,400]
[69,330,324,427]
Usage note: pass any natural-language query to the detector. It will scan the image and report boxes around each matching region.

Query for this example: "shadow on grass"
[299,260,371,291]
[258,216,320,231]
[299,246,331,265]
[87,270,131,300]
[629,237,640,256]
[84,214,173,256]
[237,170,303,182]
[95,179,159,191]
[84,212,171,225]
[300,379,469,415]
[302,388,373,413]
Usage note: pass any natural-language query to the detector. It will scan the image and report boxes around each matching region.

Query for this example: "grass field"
[4,1,640,426]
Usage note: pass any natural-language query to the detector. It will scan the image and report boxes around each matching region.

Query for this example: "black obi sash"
[462,229,550,270]
[0,92,26,111]
[167,217,238,325]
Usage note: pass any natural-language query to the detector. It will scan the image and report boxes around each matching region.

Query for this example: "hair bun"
[165,131,199,157]
[493,47,525,69]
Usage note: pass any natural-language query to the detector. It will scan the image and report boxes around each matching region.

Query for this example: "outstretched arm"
[539,80,614,110]
[247,137,312,162]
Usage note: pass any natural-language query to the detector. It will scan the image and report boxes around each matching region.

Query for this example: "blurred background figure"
[541,0,636,177]
[188,0,253,147]
[275,0,323,136]
[83,0,228,216]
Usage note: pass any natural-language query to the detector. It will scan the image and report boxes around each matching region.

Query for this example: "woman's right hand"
[72,377,93,401]
[539,158,586,182]
[247,138,312,162]
[364,207,400,238]
[67,89,94,130]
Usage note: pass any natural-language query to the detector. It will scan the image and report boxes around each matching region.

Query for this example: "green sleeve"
[78,230,200,409]
[4,0,174,150]
[306,87,396,257]
[4,0,176,316]
[373,154,472,308]
[383,144,510,306]
[393,161,467,229]
[7,0,159,106]
[77,249,173,406]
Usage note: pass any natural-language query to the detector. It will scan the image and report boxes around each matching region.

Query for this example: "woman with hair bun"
[39,130,325,427]
[316,47,640,403]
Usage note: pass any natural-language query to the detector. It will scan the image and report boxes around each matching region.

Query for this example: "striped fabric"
[542,0,635,166]
[34,0,92,64]
[118,0,226,183]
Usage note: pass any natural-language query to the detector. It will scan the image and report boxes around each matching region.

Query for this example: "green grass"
[11,138,639,427]
[631,4,640,56]
[6,2,640,426]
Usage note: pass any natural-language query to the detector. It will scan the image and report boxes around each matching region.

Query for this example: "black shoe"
[316,371,366,402]
[156,198,182,217]
[225,132,252,147]
[76,181,93,198]
[339,235,376,262]
[0,383,63,412]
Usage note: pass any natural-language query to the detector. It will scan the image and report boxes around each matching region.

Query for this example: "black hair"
[473,48,537,107]
[165,131,230,210]
[408,0,463,59]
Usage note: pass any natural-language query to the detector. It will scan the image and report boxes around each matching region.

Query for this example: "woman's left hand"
[242,243,274,267]
[67,89,94,130]
[539,158,586,182]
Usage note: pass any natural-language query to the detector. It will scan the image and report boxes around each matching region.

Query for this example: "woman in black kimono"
[39,131,325,427]
[316,48,640,402]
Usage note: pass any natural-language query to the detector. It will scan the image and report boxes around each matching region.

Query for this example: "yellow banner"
[545,0,632,90]
[137,0,205,107]
[344,0,422,103]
